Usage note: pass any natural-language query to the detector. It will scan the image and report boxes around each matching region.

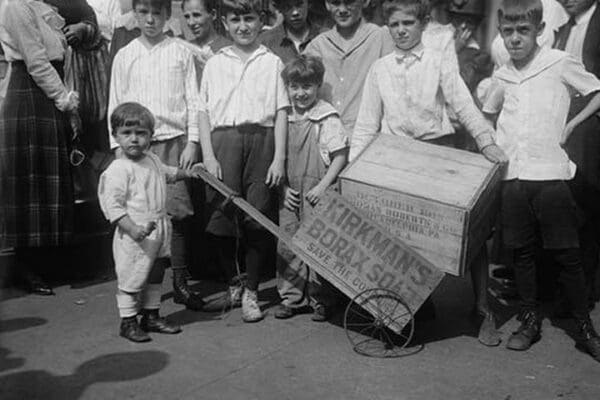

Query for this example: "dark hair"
[221,0,264,17]
[110,102,155,135]
[381,0,430,22]
[271,0,306,11]
[281,55,325,86]
[132,0,172,16]
[181,0,217,12]
[497,0,543,26]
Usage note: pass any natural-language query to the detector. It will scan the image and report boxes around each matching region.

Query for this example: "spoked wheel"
[343,288,416,358]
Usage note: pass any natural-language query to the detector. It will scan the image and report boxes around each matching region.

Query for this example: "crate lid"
[341,134,498,208]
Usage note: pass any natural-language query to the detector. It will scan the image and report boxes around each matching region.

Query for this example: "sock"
[117,290,139,318]
[141,284,162,310]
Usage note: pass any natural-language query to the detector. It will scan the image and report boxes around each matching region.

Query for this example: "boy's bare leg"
[471,246,502,346]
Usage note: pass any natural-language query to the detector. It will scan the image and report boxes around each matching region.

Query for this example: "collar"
[394,42,424,61]
[218,44,270,63]
[323,19,379,54]
[307,99,339,122]
[497,46,566,83]
[575,2,597,26]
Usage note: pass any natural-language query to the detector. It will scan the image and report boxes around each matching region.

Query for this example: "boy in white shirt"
[198,0,289,323]
[108,0,205,311]
[350,0,507,346]
[484,0,600,361]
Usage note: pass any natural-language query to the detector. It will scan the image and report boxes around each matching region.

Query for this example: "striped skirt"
[0,61,74,249]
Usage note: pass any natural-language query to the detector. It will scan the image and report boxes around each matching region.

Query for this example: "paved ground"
[1,270,599,400]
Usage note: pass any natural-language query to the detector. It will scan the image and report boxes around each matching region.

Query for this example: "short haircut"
[381,0,430,22]
[181,0,217,12]
[271,0,306,11]
[132,0,172,16]
[221,0,264,16]
[281,55,325,86]
[497,0,543,26]
[110,102,155,135]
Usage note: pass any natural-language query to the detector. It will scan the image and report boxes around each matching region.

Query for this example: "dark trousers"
[205,125,276,291]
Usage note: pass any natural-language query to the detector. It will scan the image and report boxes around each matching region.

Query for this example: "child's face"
[388,8,427,51]
[499,18,544,64]
[288,81,319,112]
[222,11,263,48]
[325,0,366,29]
[183,0,215,41]
[279,0,309,31]
[135,4,169,40]
[114,125,152,160]
[559,0,596,17]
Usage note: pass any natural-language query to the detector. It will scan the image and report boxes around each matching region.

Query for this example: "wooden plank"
[293,190,445,334]
[341,180,465,275]
[343,135,494,207]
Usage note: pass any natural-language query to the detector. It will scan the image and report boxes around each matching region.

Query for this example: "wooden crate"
[339,134,503,276]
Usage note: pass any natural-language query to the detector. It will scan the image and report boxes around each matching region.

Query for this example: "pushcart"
[194,166,445,358]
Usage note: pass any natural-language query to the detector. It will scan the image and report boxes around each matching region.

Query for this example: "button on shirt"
[565,3,597,63]
[350,42,494,160]
[303,20,395,137]
[483,47,600,181]
[199,45,290,129]
[108,37,202,149]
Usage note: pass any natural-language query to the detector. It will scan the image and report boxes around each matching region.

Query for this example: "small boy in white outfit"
[99,102,201,343]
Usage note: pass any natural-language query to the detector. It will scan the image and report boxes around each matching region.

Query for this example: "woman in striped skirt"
[0,0,80,294]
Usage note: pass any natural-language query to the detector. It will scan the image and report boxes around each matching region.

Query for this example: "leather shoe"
[311,304,328,322]
[140,310,182,334]
[120,317,151,343]
[172,270,205,311]
[579,319,600,363]
[274,304,295,319]
[507,310,541,351]
[28,278,54,296]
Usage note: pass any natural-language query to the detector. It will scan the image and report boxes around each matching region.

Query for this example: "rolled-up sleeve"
[350,65,383,161]
[319,115,348,165]
[98,162,129,224]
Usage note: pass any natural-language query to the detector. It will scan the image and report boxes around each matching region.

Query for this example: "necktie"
[554,17,577,50]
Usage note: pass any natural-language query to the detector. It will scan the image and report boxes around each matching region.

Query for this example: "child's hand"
[481,144,508,164]
[187,163,205,179]
[128,223,152,242]
[204,157,222,180]
[454,23,472,53]
[560,121,576,147]
[265,158,285,188]
[283,186,300,212]
[179,142,199,170]
[306,184,326,207]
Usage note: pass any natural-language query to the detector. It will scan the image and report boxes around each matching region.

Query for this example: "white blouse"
[0,0,72,109]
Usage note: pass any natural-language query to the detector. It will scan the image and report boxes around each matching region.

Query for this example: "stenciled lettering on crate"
[293,191,444,333]
[340,135,503,276]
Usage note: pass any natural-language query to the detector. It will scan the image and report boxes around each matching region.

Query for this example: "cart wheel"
[343,288,416,358]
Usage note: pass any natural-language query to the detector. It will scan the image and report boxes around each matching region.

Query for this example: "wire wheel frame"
[343,288,416,358]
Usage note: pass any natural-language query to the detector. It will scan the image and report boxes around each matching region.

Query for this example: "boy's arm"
[265,108,288,188]
[439,44,507,163]
[306,148,348,206]
[180,49,202,170]
[350,66,383,161]
[559,55,600,145]
[198,110,221,179]
[562,90,600,145]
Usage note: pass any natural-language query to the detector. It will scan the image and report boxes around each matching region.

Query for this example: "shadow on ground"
[0,351,169,400]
